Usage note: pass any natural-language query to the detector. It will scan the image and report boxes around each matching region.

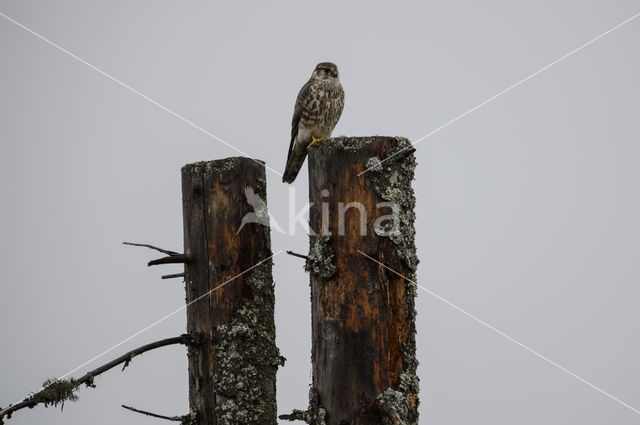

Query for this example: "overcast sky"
[1,1,639,424]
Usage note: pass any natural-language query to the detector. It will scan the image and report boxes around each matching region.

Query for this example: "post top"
[308,136,412,154]
[181,157,265,176]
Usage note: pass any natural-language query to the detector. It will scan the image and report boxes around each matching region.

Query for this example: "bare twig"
[123,242,180,256]
[161,273,185,280]
[286,250,308,260]
[75,335,191,382]
[121,404,185,422]
[148,254,191,266]
[0,335,193,422]
[279,409,311,422]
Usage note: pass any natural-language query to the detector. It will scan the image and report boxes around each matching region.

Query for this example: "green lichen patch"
[365,138,419,272]
[365,156,384,172]
[182,157,266,177]
[213,264,284,425]
[377,388,409,425]
[29,378,79,410]
[305,234,336,279]
[311,136,392,153]
[279,387,326,425]
[394,336,420,425]
[179,411,199,425]
[399,339,419,395]
[245,259,274,294]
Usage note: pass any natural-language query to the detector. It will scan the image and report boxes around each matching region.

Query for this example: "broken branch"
[286,250,308,260]
[148,254,190,266]
[121,404,186,422]
[0,335,193,422]
[279,409,311,422]
[122,242,180,256]
[161,273,185,280]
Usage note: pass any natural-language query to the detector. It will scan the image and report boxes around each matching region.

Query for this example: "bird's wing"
[337,84,345,122]
[285,78,313,165]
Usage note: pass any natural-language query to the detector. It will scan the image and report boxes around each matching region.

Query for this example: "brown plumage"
[283,62,345,183]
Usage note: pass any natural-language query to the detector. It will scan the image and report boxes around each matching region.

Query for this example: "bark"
[181,158,282,425]
[306,137,419,425]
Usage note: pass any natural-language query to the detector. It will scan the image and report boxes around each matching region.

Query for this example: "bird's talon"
[307,137,325,149]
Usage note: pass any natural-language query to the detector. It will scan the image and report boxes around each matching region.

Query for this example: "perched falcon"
[283,62,345,183]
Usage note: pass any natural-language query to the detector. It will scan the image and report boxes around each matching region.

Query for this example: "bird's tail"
[282,145,308,183]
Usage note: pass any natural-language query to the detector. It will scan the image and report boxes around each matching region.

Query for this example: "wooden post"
[182,158,282,425]
[306,137,419,425]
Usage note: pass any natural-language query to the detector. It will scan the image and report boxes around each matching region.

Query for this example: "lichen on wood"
[213,263,285,425]
[182,157,281,425]
[304,233,336,279]
[364,138,421,425]
[121,404,199,424]
[279,387,326,425]
[1,335,191,424]
[307,136,420,425]
[29,378,79,410]
[182,157,265,178]
[364,137,418,272]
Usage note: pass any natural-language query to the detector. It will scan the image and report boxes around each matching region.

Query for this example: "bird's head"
[312,62,339,80]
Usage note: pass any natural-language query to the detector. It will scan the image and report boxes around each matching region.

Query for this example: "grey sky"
[1,1,639,424]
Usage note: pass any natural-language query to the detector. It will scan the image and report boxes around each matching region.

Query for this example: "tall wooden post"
[306,137,419,425]
[182,158,282,425]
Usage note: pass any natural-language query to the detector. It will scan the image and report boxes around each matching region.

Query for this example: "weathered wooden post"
[182,158,282,425]
[286,137,419,425]
[0,157,283,424]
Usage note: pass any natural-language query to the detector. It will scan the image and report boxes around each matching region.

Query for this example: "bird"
[282,62,344,183]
